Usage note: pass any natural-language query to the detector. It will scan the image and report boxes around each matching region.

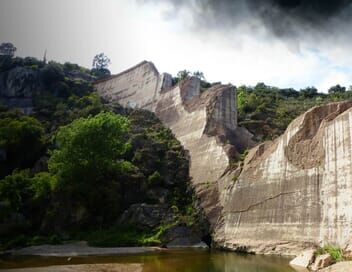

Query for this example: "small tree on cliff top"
[92,53,111,79]
[92,53,111,70]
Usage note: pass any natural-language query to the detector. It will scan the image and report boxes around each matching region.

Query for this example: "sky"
[1,0,352,92]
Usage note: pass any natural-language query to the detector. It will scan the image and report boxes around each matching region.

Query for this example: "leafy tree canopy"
[48,112,132,190]
[92,53,111,79]
[328,84,346,94]
[0,112,45,178]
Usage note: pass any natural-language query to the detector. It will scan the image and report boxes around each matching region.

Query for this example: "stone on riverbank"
[319,261,352,272]
[289,249,315,269]
[309,253,333,271]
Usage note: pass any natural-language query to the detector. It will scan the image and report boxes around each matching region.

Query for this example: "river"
[0,249,297,271]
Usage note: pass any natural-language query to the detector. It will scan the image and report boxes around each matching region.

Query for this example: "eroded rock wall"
[219,101,352,254]
[94,62,253,229]
[155,79,252,227]
[95,61,172,111]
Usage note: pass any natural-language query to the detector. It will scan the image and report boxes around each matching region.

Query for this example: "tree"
[48,112,132,218]
[92,53,111,70]
[328,84,346,94]
[92,53,111,79]
[300,86,318,98]
[0,43,16,57]
[0,113,45,178]
[49,112,131,183]
[192,71,205,80]
[177,70,191,81]
[40,61,65,86]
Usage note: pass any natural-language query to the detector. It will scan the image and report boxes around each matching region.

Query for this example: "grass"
[77,224,172,247]
[316,245,344,262]
[0,225,170,250]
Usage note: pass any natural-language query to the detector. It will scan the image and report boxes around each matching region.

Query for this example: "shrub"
[316,245,344,262]
[40,61,64,86]
[0,113,45,178]
[148,171,162,185]
[0,169,32,211]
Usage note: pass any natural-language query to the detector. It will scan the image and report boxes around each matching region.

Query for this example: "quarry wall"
[95,61,172,111]
[219,101,352,254]
[95,61,352,254]
[94,61,251,228]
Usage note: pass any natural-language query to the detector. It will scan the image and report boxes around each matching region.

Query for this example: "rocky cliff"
[218,101,352,255]
[155,78,253,227]
[95,61,352,253]
[94,63,255,230]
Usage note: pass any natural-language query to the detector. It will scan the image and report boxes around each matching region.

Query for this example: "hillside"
[0,56,207,250]
[237,83,352,141]
[2,55,352,254]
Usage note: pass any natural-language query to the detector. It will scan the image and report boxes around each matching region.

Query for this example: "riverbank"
[4,242,163,257]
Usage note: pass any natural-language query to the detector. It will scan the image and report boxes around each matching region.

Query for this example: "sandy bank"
[0,263,142,272]
[6,242,162,257]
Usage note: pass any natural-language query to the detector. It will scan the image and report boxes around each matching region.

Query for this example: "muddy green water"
[0,249,296,271]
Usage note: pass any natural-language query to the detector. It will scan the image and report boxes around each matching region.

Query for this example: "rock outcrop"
[0,65,37,113]
[94,62,254,231]
[95,61,352,254]
[219,101,352,254]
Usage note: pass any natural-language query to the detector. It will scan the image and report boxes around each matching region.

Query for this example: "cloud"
[141,0,352,43]
[139,0,352,91]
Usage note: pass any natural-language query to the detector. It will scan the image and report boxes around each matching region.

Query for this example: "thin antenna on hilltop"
[43,49,47,64]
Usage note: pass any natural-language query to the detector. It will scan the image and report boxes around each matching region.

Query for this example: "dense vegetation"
[237,83,352,141]
[0,56,198,249]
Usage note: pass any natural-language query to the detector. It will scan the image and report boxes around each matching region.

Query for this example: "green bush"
[0,113,46,178]
[0,169,32,211]
[316,245,344,262]
[40,61,64,86]
[30,172,56,200]
[148,171,162,185]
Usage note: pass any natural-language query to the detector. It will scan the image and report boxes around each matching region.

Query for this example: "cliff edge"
[219,101,352,255]
[94,63,254,230]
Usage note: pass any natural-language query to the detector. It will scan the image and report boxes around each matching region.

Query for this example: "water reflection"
[140,250,296,272]
[0,249,296,272]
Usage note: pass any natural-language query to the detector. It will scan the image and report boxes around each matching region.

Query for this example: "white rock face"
[94,61,172,111]
[220,101,352,252]
[94,62,352,254]
[94,62,252,228]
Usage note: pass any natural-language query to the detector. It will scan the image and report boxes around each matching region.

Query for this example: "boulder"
[289,249,315,269]
[319,261,352,272]
[310,253,333,271]
[5,66,38,97]
[163,224,206,248]
[118,203,170,229]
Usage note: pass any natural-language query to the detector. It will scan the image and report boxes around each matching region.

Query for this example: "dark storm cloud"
[142,0,352,40]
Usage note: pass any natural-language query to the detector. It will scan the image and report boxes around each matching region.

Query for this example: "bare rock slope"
[94,64,253,230]
[95,62,352,253]
[219,101,352,254]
